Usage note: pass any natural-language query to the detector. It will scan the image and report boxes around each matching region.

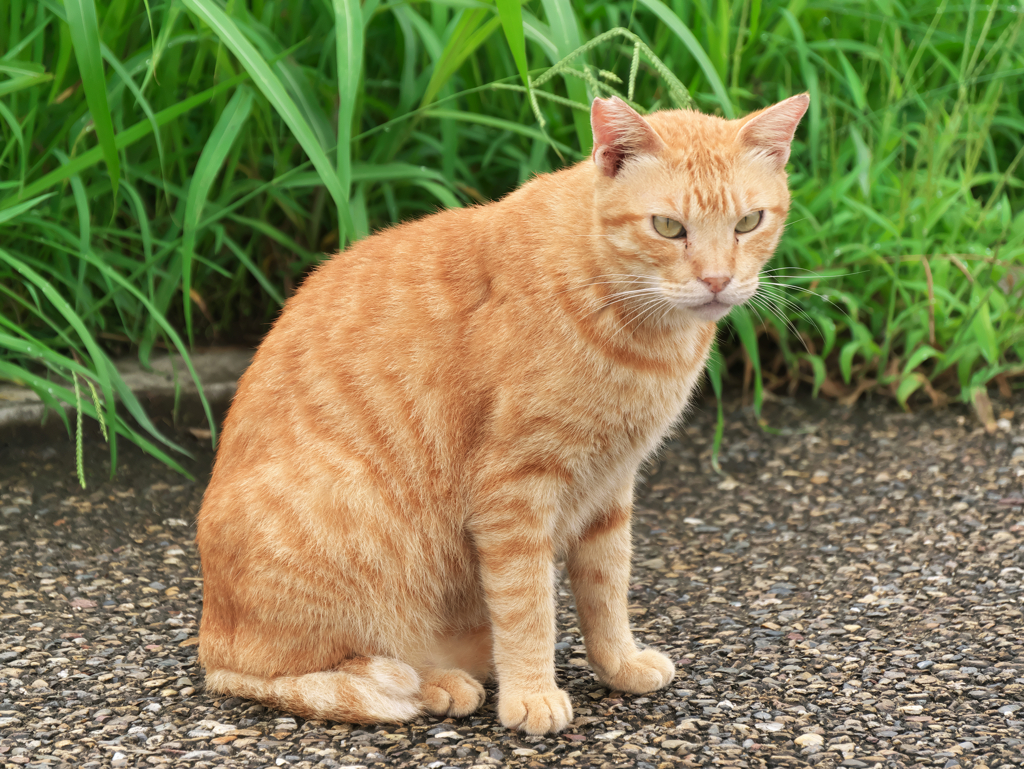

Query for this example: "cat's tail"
[203,657,422,723]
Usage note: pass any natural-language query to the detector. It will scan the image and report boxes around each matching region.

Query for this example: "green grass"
[1,0,1022,475]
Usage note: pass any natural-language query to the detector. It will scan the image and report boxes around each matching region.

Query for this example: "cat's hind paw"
[497,688,573,734]
[597,648,675,694]
[420,668,486,717]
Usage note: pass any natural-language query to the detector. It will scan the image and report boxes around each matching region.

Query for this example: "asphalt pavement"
[1,390,1022,769]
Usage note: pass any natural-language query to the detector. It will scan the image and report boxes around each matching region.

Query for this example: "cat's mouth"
[691,299,735,321]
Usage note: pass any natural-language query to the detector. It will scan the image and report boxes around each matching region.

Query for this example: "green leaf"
[539,0,591,152]
[0,193,55,227]
[835,49,866,111]
[895,373,925,409]
[334,0,364,199]
[0,61,46,77]
[71,247,217,448]
[779,8,820,171]
[219,231,284,305]
[496,0,531,92]
[101,42,164,182]
[730,307,763,415]
[704,343,726,474]
[420,9,501,110]
[0,248,116,441]
[181,86,254,345]
[0,360,191,477]
[839,339,860,384]
[0,72,53,99]
[5,72,250,209]
[817,315,837,357]
[636,0,734,118]
[801,352,827,397]
[902,344,942,375]
[970,300,999,364]
[64,0,120,197]
[424,109,578,156]
[180,0,351,235]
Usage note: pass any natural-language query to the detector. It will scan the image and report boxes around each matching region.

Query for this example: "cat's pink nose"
[702,275,731,294]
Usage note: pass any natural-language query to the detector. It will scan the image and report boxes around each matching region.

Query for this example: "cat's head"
[589,94,808,323]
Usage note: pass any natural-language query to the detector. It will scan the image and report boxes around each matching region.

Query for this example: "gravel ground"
[1,393,1023,769]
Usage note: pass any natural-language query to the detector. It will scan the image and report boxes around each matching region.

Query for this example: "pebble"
[795,733,824,747]
[2,395,1023,769]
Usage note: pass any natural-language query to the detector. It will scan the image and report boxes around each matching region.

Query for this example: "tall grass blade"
[539,0,591,152]
[181,86,254,345]
[0,72,53,98]
[496,0,531,93]
[64,0,121,197]
[636,0,734,118]
[181,0,351,232]
[6,73,250,208]
[420,9,501,110]
[334,0,363,200]
[0,193,54,226]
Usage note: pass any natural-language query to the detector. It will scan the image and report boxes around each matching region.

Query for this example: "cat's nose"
[701,275,731,294]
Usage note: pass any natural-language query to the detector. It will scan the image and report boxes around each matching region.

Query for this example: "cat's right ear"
[591,97,666,178]
[736,93,809,170]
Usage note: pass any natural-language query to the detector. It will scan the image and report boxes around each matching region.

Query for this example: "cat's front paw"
[595,648,675,694]
[420,668,486,717]
[497,687,573,734]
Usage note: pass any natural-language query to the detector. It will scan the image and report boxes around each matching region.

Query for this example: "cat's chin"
[688,300,735,322]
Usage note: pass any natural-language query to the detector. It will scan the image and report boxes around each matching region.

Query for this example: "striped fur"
[197,94,808,734]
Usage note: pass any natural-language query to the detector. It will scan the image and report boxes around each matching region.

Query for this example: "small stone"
[198,720,236,735]
[795,733,824,747]
[512,748,537,757]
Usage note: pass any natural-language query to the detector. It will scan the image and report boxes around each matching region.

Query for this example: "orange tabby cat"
[197,93,808,734]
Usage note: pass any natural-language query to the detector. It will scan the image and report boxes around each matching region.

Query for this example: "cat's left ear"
[591,97,666,178]
[736,93,809,170]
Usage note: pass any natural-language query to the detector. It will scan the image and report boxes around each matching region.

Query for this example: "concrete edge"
[0,348,253,442]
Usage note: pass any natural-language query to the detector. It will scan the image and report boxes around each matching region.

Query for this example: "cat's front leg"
[566,492,675,694]
[470,478,573,735]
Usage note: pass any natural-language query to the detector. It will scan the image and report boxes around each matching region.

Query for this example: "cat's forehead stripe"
[599,212,646,229]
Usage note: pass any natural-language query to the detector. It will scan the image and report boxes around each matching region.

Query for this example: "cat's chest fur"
[464,279,716,548]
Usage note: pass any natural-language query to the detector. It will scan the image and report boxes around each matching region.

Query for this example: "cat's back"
[206,178,582,496]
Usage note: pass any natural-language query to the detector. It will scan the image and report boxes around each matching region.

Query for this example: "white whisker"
[620,298,673,344]
[757,287,822,331]
[758,281,849,316]
[749,293,812,354]
[551,274,661,297]
[607,296,670,344]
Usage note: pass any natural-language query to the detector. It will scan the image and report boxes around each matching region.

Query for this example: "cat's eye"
[653,216,685,239]
[735,211,762,233]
